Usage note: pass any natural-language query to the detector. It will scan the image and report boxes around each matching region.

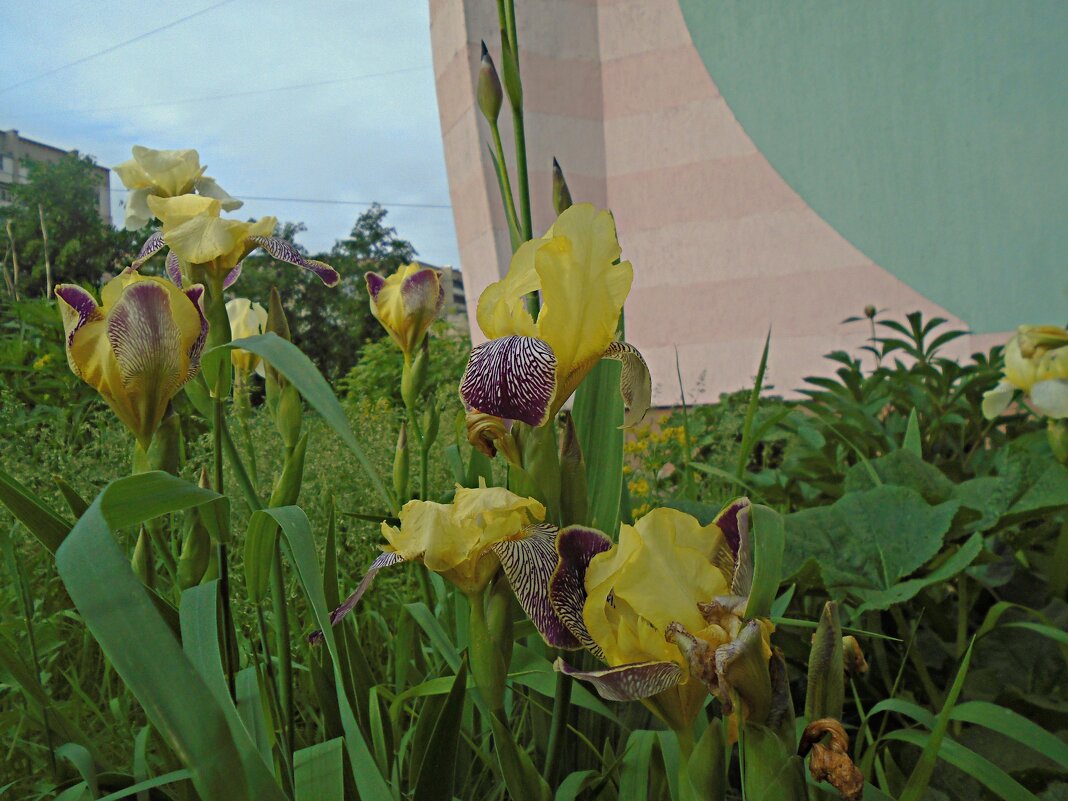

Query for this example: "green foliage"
[0,153,143,297]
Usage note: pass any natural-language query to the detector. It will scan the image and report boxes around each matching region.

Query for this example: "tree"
[234,205,418,379]
[0,154,140,297]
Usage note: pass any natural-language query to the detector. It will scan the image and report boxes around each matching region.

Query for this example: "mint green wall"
[678,0,1067,332]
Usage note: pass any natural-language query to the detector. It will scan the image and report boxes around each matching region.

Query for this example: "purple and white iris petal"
[222,262,242,290]
[248,236,341,287]
[308,551,406,645]
[549,526,613,659]
[602,341,652,428]
[184,285,209,369]
[55,285,102,347]
[107,281,184,400]
[492,523,580,650]
[127,230,166,272]
[401,268,445,317]
[553,657,684,702]
[459,335,557,427]
[165,252,183,287]
[713,498,752,596]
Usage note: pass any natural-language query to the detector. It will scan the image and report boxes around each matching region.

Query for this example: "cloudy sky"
[0,0,460,266]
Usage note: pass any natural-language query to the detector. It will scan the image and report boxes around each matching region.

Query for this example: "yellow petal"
[383,500,472,573]
[130,145,204,196]
[534,205,632,403]
[367,263,444,355]
[476,237,541,340]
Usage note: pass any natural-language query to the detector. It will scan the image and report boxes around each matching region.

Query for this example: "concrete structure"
[0,129,111,223]
[429,1,1065,404]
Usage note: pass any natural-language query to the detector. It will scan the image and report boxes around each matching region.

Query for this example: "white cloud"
[0,0,458,265]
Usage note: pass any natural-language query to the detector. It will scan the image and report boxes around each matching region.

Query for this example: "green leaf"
[685,722,725,801]
[54,476,279,801]
[204,334,396,513]
[898,639,975,801]
[57,743,98,799]
[554,770,599,801]
[843,449,954,504]
[782,486,958,599]
[262,506,393,801]
[951,700,1068,772]
[294,739,344,801]
[856,533,983,613]
[490,712,552,801]
[405,602,462,673]
[95,770,192,801]
[886,729,1039,801]
[412,660,468,801]
[573,358,625,537]
[746,504,785,618]
[0,464,72,553]
[903,408,922,457]
[618,730,658,801]
[54,476,90,518]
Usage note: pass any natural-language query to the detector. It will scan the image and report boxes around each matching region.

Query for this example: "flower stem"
[489,121,522,252]
[543,658,572,785]
[213,395,237,702]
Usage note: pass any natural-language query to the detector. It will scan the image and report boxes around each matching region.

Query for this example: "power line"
[20,66,432,117]
[112,188,452,210]
[0,0,238,95]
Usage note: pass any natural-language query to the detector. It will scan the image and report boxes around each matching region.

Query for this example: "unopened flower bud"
[552,157,573,215]
[558,412,588,526]
[402,340,430,410]
[863,304,877,320]
[842,635,869,678]
[265,286,291,411]
[806,602,844,721]
[132,526,155,589]
[422,406,440,450]
[393,422,410,501]
[477,41,503,123]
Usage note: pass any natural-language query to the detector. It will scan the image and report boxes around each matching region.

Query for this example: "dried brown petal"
[799,719,864,801]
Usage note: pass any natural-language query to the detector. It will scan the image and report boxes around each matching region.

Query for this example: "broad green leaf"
[204,334,396,513]
[887,729,1039,801]
[57,743,98,798]
[412,660,468,801]
[856,533,983,613]
[739,723,807,801]
[684,722,725,801]
[843,449,954,504]
[54,475,275,801]
[554,770,599,801]
[782,486,958,598]
[572,358,624,537]
[0,464,72,553]
[746,504,785,618]
[295,739,344,801]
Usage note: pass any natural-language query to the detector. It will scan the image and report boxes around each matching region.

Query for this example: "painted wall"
[679,0,1068,332]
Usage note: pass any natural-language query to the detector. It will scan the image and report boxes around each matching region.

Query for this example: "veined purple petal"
[365,272,385,301]
[401,267,445,317]
[308,551,406,645]
[459,335,557,426]
[603,341,652,428]
[222,262,242,289]
[165,252,183,287]
[714,498,752,596]
[493,523,580,649]
[55,284,102,347]
[248,236,340,287]
[107,281,183,393]
[554,657,683,702]
[127,230,165,272]
[550,526,613,659]
[184,284,208,370]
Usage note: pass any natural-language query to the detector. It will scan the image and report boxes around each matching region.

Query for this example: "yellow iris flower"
[365,263,444,359]
[137,195,339,289]
[226,298,268,374]
[55,274,207,449]
[460,203,650,428]
[114,145,241,231]
[983,325,1068,419]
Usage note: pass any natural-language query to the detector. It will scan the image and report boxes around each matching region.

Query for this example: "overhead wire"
[0,0,239,94]
[111,188,452,210]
